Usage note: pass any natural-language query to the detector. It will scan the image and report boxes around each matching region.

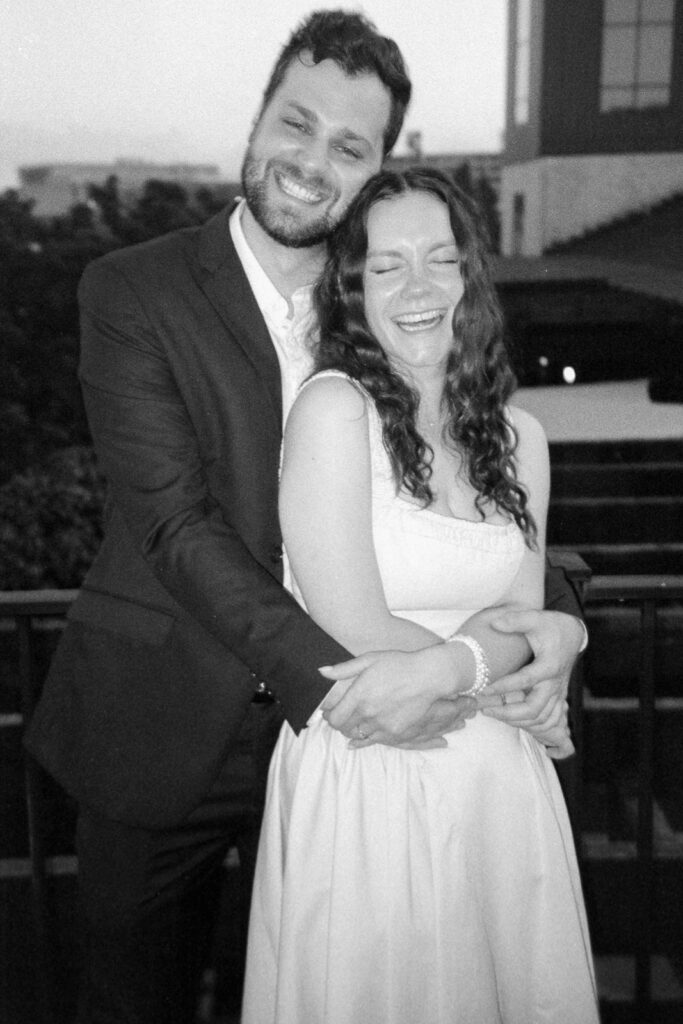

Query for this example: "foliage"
[0,191,113,482]
[0,178,233,486]
[0,178,231,588]
[0,446,106,589]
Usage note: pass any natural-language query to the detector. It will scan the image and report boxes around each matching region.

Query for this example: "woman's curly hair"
[313,166,537,546]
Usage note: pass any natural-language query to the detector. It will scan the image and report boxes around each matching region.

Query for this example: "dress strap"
[297,369,370,400]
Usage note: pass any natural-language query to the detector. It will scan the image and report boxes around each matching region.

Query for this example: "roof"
[493,255,683,307]
[495,192,683,307]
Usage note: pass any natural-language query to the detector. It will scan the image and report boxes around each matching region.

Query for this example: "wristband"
[445,633,490,696]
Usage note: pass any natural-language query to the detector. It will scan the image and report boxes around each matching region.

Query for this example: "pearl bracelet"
[445,633,490,696]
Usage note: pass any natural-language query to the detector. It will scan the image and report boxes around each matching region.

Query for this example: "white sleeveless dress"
[241,372,599,1024]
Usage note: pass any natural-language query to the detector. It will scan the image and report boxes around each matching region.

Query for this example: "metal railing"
[0,590,78,1024]
[1,578,682,1022]
[575,574,683,1022]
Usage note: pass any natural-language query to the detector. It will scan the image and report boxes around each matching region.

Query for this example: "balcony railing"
[2,575,682,1023]
[574,573,683,1022]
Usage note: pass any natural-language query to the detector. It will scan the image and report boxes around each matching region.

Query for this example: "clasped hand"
[319,609,585,757]
[319,647,477,749]
[475,608,584,759]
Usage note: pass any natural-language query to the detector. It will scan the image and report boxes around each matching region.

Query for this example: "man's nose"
[295,135,330,176]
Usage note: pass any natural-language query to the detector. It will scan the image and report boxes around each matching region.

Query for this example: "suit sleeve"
[78,256,349,731]
[543,558,585,621]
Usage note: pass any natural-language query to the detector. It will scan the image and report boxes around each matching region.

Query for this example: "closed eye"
[369,265,401,275]
[283,118,309,134]
[335,144,362,160]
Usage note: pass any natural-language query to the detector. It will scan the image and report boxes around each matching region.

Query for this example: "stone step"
[548,496,683,544]
[549,439,683,465]
[557,542,683,575]
[551,462,683,498]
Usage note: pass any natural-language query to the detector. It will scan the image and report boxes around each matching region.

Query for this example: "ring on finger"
[500,693,507,707]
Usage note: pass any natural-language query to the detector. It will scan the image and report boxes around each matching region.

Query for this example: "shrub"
[0,446,105,589]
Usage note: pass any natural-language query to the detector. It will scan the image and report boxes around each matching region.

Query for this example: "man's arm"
[545,556,586,620]
[474,560,587,757]
[78,255,348,729]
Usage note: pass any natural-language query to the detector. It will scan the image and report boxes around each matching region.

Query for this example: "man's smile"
[274,168,332,205]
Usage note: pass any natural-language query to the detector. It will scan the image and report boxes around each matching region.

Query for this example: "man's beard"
[240,148,342,249]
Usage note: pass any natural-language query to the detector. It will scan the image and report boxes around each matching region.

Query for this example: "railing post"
[16,613,56,1024]
[635,597,657,1021]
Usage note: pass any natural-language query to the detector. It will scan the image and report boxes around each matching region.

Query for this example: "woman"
[241,168,598,1024]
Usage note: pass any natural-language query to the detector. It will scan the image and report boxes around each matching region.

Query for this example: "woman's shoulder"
[292,371,370,423]
[507,405,550,491]
[507,404,548,450]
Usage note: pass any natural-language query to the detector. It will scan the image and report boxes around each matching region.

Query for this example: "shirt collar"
[229,199,314,327]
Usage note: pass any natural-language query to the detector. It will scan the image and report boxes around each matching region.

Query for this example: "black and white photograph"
[1,2,682,1022]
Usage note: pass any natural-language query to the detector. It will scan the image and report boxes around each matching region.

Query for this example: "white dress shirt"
[229,200,316,424]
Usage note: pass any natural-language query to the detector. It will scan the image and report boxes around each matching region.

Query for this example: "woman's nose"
[401,266,430,297]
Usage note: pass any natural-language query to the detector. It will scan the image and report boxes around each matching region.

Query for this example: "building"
[501,0,683,256]
[18,159,225,218]
[387,150,502,195]
[494,0,683,390]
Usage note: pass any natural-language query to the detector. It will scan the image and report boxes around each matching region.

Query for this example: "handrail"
[588,575,683,600]
[0,590,79,1024]
[0,589,78,615]
[581,573,683,1021]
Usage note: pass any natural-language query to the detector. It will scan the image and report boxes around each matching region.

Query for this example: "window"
[512,192,526,255]
[514,0,532,124]
[600,0,675,112]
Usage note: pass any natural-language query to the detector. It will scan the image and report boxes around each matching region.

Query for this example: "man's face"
[242,56,391,248]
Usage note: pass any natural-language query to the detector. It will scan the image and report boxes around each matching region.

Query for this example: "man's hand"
[478,609,583,757]
[319,647,477,748]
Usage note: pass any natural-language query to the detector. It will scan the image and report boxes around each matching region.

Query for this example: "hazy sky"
[1,0,508,189]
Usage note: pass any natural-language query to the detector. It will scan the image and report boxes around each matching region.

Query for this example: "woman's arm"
[280,375,439,655]
[281,380,542,721]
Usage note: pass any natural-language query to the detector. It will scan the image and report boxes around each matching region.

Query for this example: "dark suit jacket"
[25,206,350,827]
[25,205,583,829]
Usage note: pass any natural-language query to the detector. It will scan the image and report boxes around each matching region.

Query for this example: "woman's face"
[362,190,464,378]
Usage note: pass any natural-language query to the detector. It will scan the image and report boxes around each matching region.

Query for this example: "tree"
[0,446,106,589]
[0,177,232,585]
[119,179,202,243]
[88,174,124,237]
[0,190,114,482]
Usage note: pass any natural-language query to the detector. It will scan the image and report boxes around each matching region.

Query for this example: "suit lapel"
[195,206,283,427]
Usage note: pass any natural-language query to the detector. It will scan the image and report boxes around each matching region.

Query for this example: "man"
[26,11,585,1023]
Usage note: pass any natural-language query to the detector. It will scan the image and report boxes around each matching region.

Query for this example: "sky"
[1,0,508,189]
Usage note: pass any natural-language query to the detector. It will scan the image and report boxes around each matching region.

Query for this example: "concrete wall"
[500,152,683,255]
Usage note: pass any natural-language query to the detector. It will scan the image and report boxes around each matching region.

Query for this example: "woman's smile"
[363,190,464,375]
[392,308,448,332]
